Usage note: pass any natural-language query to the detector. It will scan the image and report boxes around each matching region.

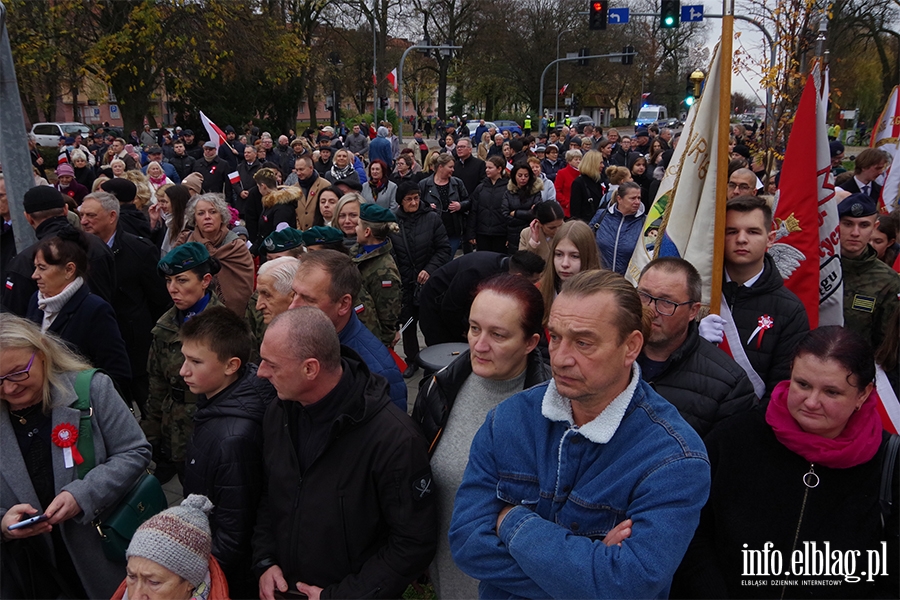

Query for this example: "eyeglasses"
[0,352,36,384]
[726,182,753,193]
[638,291,694,316]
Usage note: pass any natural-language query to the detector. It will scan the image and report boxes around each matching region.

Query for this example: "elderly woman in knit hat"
[112,495,229,600]
[53,163,89,205]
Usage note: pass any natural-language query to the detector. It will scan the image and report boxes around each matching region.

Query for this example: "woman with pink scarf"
[674,326,899,599]
[146,160,173,202]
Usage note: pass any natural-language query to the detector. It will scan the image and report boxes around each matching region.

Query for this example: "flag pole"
[710,0,734,315]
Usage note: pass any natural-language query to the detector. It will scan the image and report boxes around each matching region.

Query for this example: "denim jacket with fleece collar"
[449,364,710,599]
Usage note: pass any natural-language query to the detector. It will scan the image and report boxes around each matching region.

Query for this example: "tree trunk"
[307,64,318,129]
[437,59,449,119]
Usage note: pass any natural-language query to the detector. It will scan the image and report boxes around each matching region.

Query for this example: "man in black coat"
[418,250,545,346]
[636,257,757,437]
[2,187,116,316]
[79,191,171,413]
[453,137,486,195]
[839,147,888,201]
[235,145,262,216]
[217,125,245,171]
[169,139,197,180]
[100,178,154,239]
[194,141,234,197]
[698,196,809,400]
[253,307,437,600]
[181,129,204,160]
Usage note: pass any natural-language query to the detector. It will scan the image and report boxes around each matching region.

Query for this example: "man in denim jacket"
[449,270,711,599]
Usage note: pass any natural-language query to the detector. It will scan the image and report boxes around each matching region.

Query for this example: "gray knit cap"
[125,494,214,587]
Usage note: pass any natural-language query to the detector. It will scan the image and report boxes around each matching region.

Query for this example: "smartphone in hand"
[7,514,49,531]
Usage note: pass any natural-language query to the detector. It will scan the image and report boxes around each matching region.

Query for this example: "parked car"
[659,117,683,129]
[30,122,92,146]
[494,120,523,136]
[567,115,594,134]
[466,120,499,138]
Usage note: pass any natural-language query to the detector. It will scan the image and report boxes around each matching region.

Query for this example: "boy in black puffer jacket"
[180,306,277,599]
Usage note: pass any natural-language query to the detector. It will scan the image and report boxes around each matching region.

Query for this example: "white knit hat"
[125,494,214,587]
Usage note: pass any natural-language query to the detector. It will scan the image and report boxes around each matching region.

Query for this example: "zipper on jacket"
[780,463,817,599]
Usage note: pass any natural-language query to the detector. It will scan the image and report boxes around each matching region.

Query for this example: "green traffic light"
[685,96,695,106]
[664,16,675,26]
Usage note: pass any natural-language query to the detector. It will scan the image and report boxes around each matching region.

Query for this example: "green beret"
[359,202,397,224]
[263,227,304,253]
[158,242,210,276]
[300,226,345,247]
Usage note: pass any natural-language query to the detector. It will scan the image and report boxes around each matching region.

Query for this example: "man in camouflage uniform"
[144,243,224,483]
[352,203,403,347]
[839,193,900,351]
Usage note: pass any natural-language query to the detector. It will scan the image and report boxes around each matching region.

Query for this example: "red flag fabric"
[228,171,241,185]
[200,111,227,149]
[386,68,398,92]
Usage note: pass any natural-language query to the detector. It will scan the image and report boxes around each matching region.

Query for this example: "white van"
[30,122,92,146]
[635,105,668,128]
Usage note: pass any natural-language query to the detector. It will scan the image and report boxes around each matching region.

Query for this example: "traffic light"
[589,1,607,30]
[577,47,590,67]
[685,81,695,107]
[622,45,634,65]
[661,0,680,28]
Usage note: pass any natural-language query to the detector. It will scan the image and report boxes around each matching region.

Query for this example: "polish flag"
[559,83,569,96]
[200,111,227,149]
[386,68,398,92]
[228,171,241,185]
[871,85,900,212]
[57,152,68,166]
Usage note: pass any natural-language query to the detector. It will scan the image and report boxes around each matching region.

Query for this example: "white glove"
[698,314,726,344]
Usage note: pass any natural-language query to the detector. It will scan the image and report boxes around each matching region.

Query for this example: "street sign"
[681,4,703,23]
[608,7,629,24]
[681,5,704,22]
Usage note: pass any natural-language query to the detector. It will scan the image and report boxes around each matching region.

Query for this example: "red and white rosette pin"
[746,314,774,349]
[52,423,84,469]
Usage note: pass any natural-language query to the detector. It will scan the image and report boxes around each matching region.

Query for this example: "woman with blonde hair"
[598,165,633,207]
[0,313,151,599]
[477,131,492,160]
[334,192,363,249]
[423,149,443,175]
[553,149,583,218]
[570,150,606,222]
[109,158,127,178]
[538,220,602,326]
[145,161,173,203]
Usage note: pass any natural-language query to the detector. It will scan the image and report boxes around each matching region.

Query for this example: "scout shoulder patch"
[851,294,875,313]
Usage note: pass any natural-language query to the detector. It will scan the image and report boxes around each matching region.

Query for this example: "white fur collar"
[541,363,641,444]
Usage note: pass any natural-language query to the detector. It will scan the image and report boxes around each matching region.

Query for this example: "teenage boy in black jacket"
[181,307,277,599]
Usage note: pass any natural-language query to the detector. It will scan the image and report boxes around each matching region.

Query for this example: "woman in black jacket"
[569,150,606,222]
[628,152,654,210]
[501,163,543,254]
[466,156,509,254]
[418,153,469,258]
[25,227,132,393]
[411,275,550,599]
[390,181,451,377]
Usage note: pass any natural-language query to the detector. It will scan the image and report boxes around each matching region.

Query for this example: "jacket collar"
[541,363,641,444]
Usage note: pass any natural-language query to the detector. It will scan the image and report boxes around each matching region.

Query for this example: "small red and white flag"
[386,68,398,92]
[641,92,651,100]
[57,152,68,166]
[559,83,569,96]
[200,110,227,149]
[228,171,241,185]
[381,280,392,288]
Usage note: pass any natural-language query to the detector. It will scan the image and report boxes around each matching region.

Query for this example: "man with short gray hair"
[255,256,298,327]
[80,191,170,412]
[253,306,437,600]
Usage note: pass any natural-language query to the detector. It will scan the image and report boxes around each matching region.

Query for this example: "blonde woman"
[569,150,606,222]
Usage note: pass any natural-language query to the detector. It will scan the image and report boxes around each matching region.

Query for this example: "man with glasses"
[698,196,809,400]
[726,168,758,199]
[637,257,756,437]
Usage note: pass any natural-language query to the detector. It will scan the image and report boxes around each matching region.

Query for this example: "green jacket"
[142,292,224,462]
[352,239,402,346]
[245,290,265,364]
[842,246,900,351]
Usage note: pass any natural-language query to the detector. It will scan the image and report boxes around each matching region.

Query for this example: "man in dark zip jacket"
[253,307,437,600]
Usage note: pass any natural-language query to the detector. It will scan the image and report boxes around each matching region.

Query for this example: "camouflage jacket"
[842,246,900,351]
[142,292,224,463]
[246,290,265,364]
[352,240,402,346]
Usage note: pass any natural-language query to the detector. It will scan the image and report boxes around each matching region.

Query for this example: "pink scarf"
[765,380,882,469]
[149,174,167,186]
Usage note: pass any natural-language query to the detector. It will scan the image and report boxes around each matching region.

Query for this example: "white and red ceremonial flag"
[57,151,68,166]
[771,61,843,329]
[386,68,398,92]
[626,41,723,305]
[200,111,227,149]
[871,85,900,212]
[559,83,569,96]
[228,171,241,185]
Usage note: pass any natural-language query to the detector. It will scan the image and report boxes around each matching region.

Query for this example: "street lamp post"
[397,42,461,143]
[555,28,572,124]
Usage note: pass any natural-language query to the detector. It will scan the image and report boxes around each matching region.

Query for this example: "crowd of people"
[0,113,898,600]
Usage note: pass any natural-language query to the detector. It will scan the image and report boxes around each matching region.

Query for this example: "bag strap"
[73,368,99,479]
[881,433,900,524]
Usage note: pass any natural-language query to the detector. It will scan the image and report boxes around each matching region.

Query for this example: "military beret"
[101,178,138,204]
[158,242,211,276]
[300,226,344,247]
[359,203,397,224]
[23,186,66,213]
[263,227,304,253]
[837,193,877,219]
